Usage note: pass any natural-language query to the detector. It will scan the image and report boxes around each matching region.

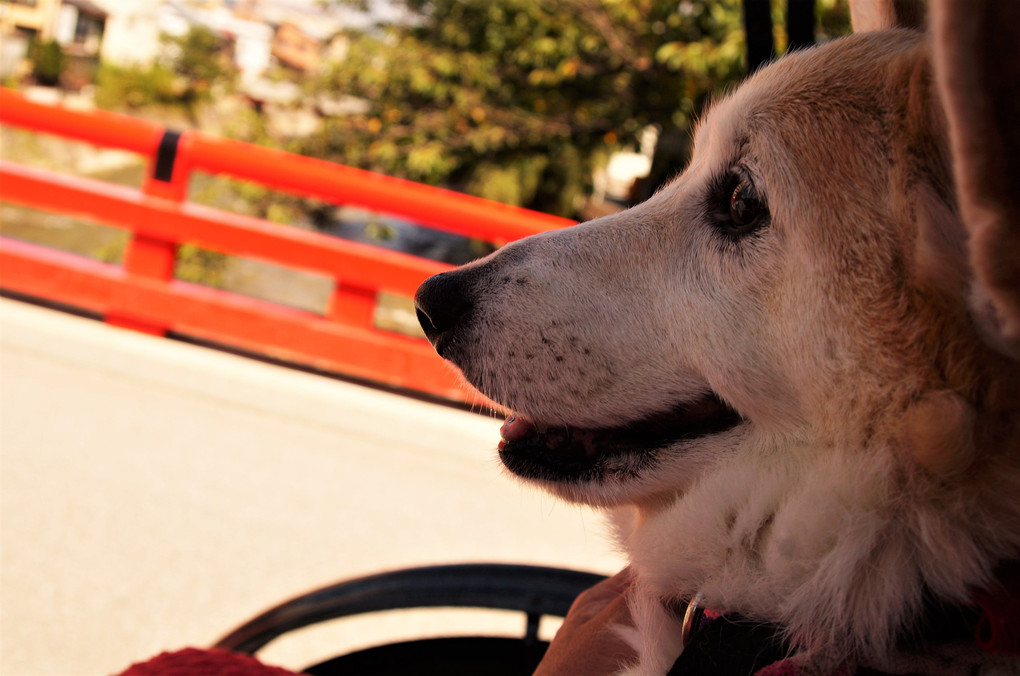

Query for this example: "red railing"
[0,88,574,403]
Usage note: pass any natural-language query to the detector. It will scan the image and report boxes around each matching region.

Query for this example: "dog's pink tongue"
[500,414,535,445]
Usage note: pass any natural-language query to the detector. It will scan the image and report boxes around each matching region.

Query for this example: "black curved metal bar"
[213,563,606,655]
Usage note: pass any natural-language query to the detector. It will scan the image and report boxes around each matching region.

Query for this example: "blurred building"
[93,0,166,67]
[2,0,66,44]
[1,0,376,89]
[591,125,659,210]
[1,0,106,78]
[255,1,346,75]
[1,0,107,84]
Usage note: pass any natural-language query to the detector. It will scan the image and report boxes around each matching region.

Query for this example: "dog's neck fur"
[614,337,1020,672]
[616,428,1020,671]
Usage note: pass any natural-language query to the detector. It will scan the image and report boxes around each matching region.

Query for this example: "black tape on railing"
[153,130,182,183]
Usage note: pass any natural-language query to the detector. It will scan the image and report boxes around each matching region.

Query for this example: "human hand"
[533,567,638,676]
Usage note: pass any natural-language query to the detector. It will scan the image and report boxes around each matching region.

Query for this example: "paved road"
[0,298,624,676]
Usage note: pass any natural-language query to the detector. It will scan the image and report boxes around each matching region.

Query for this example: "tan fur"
[415,15,1020,676]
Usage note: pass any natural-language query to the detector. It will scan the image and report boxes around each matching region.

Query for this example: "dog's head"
[416,28,1018,513]
[415,3,1020,662]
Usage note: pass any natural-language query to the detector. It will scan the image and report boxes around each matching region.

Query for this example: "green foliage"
[770,0,853,51]
[161,27,235,100]
[30,40,66,87]
[189,173,304,225]
[94,63,179,109]
[303,0,748,216]
[94,27,234,113]
[175,245,228,288]
[817,0,853,41]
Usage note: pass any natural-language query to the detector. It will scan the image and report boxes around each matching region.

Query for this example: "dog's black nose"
[414,270,472,346]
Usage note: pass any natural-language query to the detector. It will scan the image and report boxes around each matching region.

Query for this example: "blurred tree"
[94,63,178,109]
[30,40,67,87]
[306,0,747,216]
[306,0,851,217]
[817,0,853,42]
[161,26,236,103]
[95,27,234,115]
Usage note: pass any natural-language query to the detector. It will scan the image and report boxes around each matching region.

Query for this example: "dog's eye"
[707,173,769,241]
[729,182,766,230]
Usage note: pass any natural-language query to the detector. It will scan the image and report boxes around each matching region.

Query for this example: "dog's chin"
[497,393,743,505]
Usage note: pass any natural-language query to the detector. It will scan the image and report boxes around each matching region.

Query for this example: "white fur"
[613,587,686,675]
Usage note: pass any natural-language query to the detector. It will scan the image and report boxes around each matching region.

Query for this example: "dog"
[415,1,1020,673]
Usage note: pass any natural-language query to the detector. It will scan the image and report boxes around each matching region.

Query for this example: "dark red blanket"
[117,648,305,676]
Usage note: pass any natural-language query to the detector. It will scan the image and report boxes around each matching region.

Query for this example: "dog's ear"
[930,0,1020,359]
[849,0,926,32]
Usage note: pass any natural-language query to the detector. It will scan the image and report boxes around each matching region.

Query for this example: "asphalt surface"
[0,298,624,676]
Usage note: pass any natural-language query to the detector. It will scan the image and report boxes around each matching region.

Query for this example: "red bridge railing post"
[107,129,190,335]
[329,282,377,328]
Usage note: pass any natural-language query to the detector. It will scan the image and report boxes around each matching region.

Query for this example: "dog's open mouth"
[497,394,743,482]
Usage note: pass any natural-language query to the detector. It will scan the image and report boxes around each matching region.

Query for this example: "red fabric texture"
[975,560,1020,655]
[116,648,305,676]
[753,661,802,676]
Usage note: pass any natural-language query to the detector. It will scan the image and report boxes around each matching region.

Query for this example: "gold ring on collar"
[680,592,705,649]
